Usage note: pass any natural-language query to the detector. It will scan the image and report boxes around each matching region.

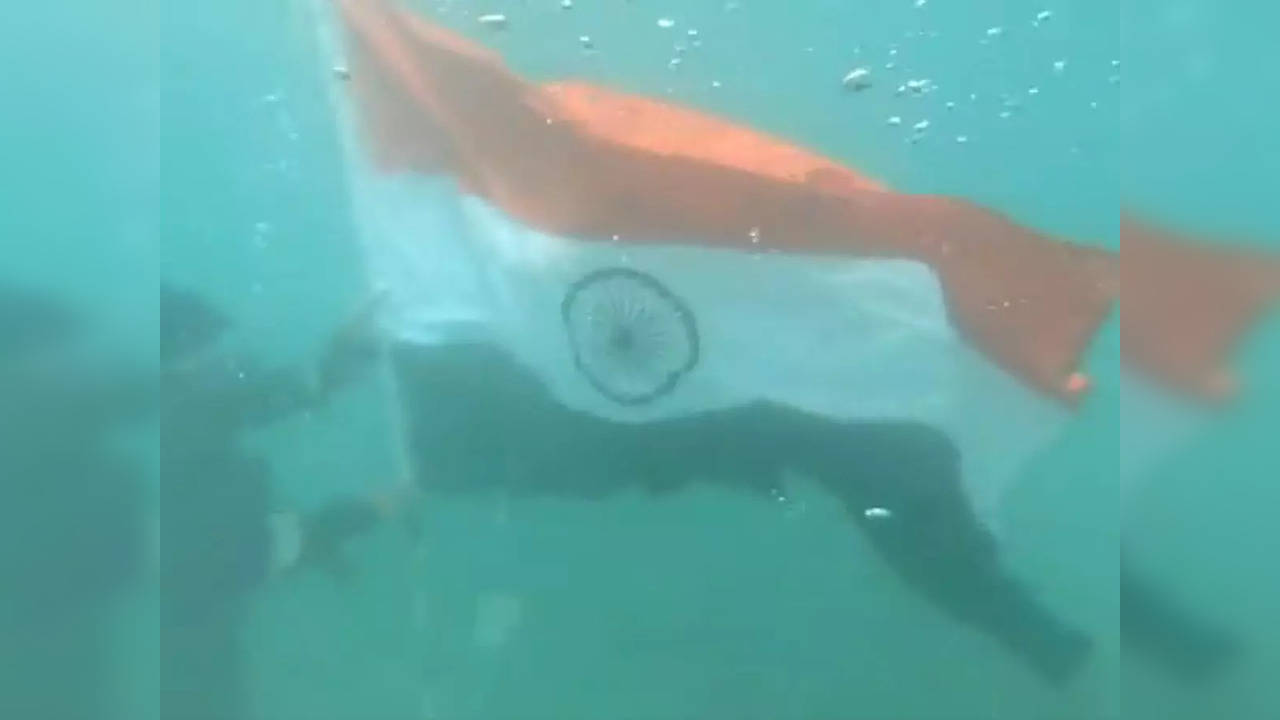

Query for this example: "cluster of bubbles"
[458,2,1118,148]
[462,1,732,90]
[835,5,1121,146]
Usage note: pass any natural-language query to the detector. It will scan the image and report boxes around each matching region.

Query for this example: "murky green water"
[3,1,1279,718]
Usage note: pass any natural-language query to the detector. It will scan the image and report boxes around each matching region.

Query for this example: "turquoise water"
[4,0,1280,718]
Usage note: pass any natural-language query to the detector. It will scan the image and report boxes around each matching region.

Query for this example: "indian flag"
[306,0,1115,532]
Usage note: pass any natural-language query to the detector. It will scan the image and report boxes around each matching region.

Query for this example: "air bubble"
[842,67,872,91]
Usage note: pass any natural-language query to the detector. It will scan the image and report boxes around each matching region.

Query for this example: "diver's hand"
[317,290,388,392]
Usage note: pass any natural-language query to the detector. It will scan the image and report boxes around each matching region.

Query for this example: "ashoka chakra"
[561,268,700,406]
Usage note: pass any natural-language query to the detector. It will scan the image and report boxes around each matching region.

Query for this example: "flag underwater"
[312,3,1280,508]
[316,0,1115,532]
[300,0,1116,685]
[302,0,1280,688]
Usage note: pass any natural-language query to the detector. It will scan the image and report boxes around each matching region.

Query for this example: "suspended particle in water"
[668,57,682,70]
[885,61,897,70]
[579,35,594,50]
[1028,86,1040,95]
[687,28,700,39]
[561,0,573,8]
[251,221,273,249]
[842,67,872,91]
[955,134,969,144]
[748,226,762,244]
[887,116,902,127]
[945,100,956,109]
[905,78,931,94]
[913,119,930,132]
[477,14,508,29]
[986,26,1004,37]
[1053,59,1067,74]
[914,0,927,7]
[331,65,351,80]
[864,507,893,520]
[657,17,675,29]
[1108,74,1120,84]
[998,110,1012,119]
[711,79,723,88]
[1034,9,1052,25]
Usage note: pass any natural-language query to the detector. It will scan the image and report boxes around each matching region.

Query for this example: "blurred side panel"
[0,0,159,718]
[1118,1,1280,710]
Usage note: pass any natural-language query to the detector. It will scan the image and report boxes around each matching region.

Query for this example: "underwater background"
[3,0,1280,718]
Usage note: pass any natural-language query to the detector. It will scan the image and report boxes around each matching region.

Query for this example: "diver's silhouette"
[392,343,1093,684]
[158,284,404,720]
[391,342,1246,687]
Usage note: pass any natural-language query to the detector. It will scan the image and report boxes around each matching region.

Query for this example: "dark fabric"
[159,356,322,720]
[297,497,383,578]
[391,342,1093,684]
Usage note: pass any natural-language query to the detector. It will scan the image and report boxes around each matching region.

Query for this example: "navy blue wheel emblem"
[562,268,700,406]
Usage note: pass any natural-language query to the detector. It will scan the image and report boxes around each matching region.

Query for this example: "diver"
[390,341,1245,688]
[158,283,418,720]
[389,342,1092,684]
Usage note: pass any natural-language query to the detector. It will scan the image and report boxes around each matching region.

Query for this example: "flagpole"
[286,0,436,712]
